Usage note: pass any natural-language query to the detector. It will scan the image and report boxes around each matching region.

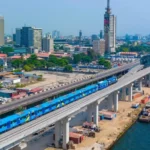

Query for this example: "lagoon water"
[112,122,150,150]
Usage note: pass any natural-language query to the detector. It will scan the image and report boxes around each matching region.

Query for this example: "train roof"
[41,101,51,108]
[98,80,108,84]
[28,107,41,112]
[0,114,20,126]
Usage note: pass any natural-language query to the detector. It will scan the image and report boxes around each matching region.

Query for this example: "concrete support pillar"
[122,87,126,101]
[87,105,93,123]
[118,90,122,101]
[55,121,62,148]
[93,101,99,126]
[108,94,113,110]
[62,117,70,150]
[113,91,119,112]
[138,79,142,91]
[148,74,150,87]
[128,83,133,102]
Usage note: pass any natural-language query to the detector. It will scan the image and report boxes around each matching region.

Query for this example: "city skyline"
[1,0,150,36]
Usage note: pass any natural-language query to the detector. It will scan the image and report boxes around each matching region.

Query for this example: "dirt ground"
[24,71,93,89]
[75,87,150,150]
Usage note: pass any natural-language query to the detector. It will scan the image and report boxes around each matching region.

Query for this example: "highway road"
[0,62,139,116]
[0,65,149,150]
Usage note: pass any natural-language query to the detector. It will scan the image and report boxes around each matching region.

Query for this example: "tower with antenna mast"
[104,0,116,54]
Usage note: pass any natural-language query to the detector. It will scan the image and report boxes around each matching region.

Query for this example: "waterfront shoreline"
[76,88,150,150]
[108,104,145,150]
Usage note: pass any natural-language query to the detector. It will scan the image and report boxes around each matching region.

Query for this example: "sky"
[1,0,150,36]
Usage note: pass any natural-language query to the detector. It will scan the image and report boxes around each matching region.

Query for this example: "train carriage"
[0,76,118,134]
[107,76,117,85]
[98,80,108,90]
[0,114,20,133]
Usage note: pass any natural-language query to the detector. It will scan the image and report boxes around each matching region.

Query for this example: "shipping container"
[132,93,142,99]
[69,132,83,144]
[53,132,84,144]
[99,110,116,120]
[141,97,149,104]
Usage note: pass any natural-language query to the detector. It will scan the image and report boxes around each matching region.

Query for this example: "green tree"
[49,55,58,64]
[65,57,73,64]
[12,59,24,68]
[81,56,92,64]
[23,65,32,71]
[15,106,24,113]
[0,47,14,54]
[73,54,82,64]
[87,48,97,60]
[98,58,112,69]
[122,47,129,52]
[64,65,73,72]
[46,62,55,68]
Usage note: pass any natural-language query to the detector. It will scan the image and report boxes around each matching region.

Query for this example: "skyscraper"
[21,26,32,47]
[104,0,116,54]
[31,28,42,50]
[52,30,60,39]
[79,30,82,41]
[100,30,103,39]
[0,16,4,46]
[18,26,42,50]
[16,28,21,46]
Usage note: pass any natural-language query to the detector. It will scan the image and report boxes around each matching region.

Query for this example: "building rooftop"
[10,55,21,59]
[36,53,50,58]
[0,89,16,94]
[0,54,7,58]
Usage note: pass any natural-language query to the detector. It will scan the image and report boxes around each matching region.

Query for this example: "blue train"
[0,76,117,134]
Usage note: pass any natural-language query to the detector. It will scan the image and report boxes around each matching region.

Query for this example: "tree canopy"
[98,58,112,69]
[64,65,73,72]
[116,43,150,54]
[0,47,14,54]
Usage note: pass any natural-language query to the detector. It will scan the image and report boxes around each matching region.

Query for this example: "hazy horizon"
[1,0,150,36]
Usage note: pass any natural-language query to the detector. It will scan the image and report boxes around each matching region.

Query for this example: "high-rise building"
[17,26,42,50]
[79,30,82,41]
[21,26,32,47]
[30,28,42,50]
[42,34,54,53]
[104,0,116,54]
[52,30,60,39]
[16,28,22,45]
[93,39,105,56]
[100,30,103,39]
[0,16,4,46]
[13,34,16,43]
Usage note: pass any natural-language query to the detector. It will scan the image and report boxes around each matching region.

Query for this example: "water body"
[112,121,150,150]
